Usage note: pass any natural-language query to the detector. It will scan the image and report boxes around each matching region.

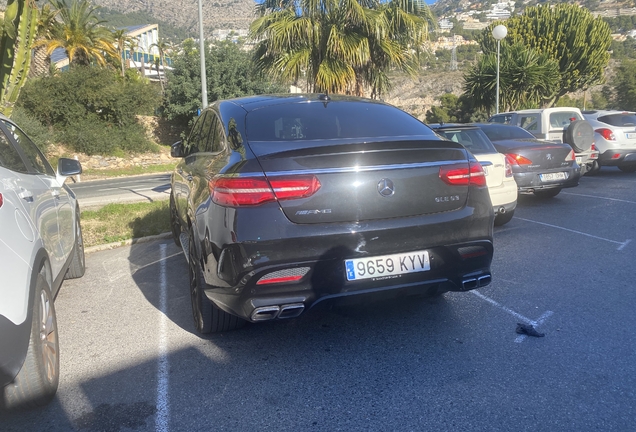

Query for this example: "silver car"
[582,110,636,173]
[0,114,84,410]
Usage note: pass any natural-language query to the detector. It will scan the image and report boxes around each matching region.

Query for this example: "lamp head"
[492,25,508,41]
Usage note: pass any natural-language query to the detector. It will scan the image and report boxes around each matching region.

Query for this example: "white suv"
[0,114,84,410]
[582,110,636,173]
[488,107,599,174]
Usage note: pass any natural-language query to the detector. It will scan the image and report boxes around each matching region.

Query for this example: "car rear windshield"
[478,124,536,141]
[434,128,496,154]
[246,101,436,141]
[597,113,636,127]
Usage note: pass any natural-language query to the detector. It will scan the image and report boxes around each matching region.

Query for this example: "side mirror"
[171,141,185,158]
[56,157,82,185]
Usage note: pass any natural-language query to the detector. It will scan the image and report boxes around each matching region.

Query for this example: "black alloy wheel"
[494,209,515,226]
[188,229,212,334]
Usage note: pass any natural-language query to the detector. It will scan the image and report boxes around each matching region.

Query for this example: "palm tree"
[150,38,171,93]
[30,3,59,77]
[113,29,133,77]
[463,42,560,114]
[250,0,433,98]
[39,0,117,67]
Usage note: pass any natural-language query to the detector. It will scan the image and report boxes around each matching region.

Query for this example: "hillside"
[90,0,256,33]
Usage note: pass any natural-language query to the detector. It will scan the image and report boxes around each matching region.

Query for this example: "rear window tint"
[0,129,28,173]
[549,112,582,129]
[597,114,636,127]
[489,114,512,124]
[479,124,536,141]
[435,129,496,154]
[246,101,436,141]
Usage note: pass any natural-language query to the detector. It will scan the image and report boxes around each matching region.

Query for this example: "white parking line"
[156,244,169,432]
[561,191,636,204]
[134,251,183,273]
[515,217,631,251]
[471,290,553,343]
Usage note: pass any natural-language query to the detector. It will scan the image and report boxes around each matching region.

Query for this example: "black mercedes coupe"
[170,94,494,333]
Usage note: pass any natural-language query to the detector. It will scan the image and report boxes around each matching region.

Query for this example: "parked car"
[488,107,599,175]
[475,123,580,198]
[0,115,84,410]
[581,110,636,173]
[170,94,494,334]
[428,124,517,225]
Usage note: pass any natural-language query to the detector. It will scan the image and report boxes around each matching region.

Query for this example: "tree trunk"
[29,45,50,78]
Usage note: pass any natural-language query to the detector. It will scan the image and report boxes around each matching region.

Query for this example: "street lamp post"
[492,24,507,115]
[197,0,208,109]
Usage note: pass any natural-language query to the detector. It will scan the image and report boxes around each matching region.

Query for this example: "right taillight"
[505,154,533,166]
[439,162,486,187]
[209,175,321,207]
[596,128,615,141]
[565,150,575,162]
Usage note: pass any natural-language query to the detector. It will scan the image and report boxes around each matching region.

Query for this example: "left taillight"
[504,158,513,177]
[209,175,321,207]
[0,192,3,208]
[439,162,486,187]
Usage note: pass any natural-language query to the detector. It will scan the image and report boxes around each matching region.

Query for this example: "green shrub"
[54,116,158,156]
[17,66,162,155]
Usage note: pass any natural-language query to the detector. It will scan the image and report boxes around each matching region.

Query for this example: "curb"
[85,232,173,254]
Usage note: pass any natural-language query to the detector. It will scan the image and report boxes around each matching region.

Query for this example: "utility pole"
[197,0,208,109]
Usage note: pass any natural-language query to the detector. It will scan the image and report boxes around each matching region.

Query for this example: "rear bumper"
[486,179,518,209]
[206,239,493,322]
[194,199,494,322]
[598,149,636,166]
[514,166,580,193]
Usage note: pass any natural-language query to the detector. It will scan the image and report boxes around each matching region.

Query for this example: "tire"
[170,194,181,247]
[586,160,601,176]
[2,273,59,410]
[494,209,515,226]
[563,120,593,153]
[618,165,636,173]
[65,211,85,280]
[534,188,562,198]
[187,229,245,334]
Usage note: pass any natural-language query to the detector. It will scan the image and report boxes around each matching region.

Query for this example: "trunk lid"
[248,139,471,224]
[493,139,573,170]
[473,153,506,188]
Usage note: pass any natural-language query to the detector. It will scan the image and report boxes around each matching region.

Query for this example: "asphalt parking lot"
[2,167,635,431]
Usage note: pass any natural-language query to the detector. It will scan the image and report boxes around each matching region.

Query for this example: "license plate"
[345,250,430,281]
[626,132,636,139]
[575,157,582,164]
[540,172,567,182]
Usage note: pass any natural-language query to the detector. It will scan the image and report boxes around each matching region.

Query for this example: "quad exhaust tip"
[250,303,305,322]
[462,274,492,290]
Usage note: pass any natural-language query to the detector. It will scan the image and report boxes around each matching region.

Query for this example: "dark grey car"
[170,94,494,334]
[476,123,580,198]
